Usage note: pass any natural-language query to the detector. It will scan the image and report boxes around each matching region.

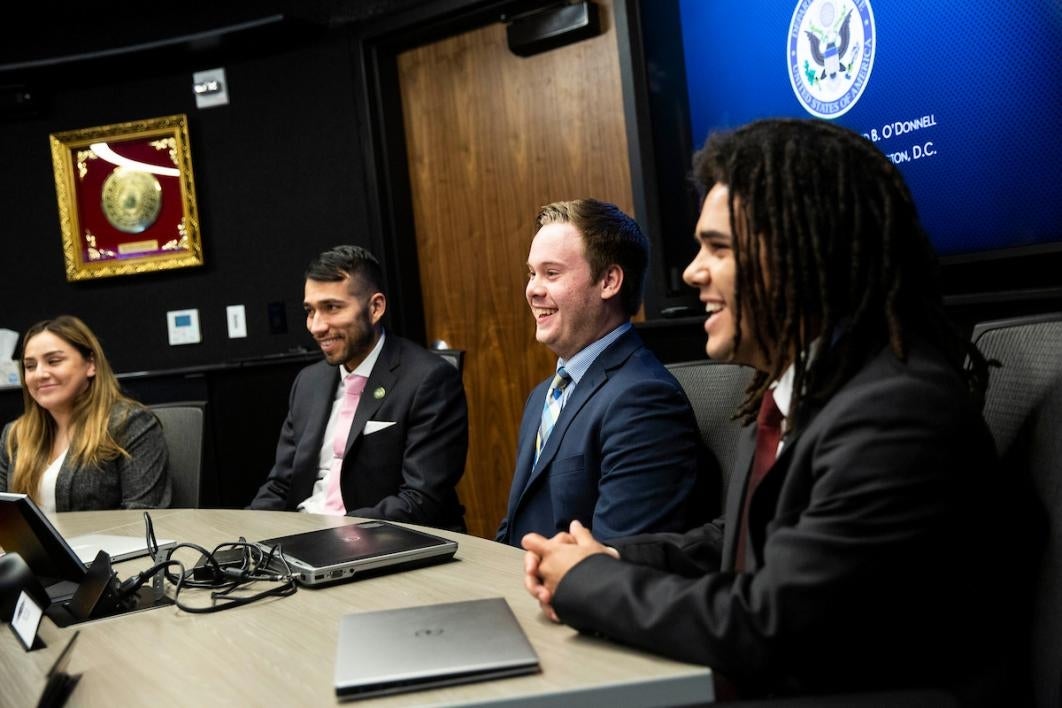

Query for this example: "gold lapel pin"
[373,387,386,400]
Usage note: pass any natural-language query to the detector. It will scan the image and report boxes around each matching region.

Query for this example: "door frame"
[349,0,670,337]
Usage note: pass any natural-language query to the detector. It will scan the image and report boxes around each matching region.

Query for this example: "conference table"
[0,509,714,706]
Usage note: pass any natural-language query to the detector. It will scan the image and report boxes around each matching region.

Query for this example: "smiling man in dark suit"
[521,120,1014,703]
[249,245,468,531]
[496,199,711,546]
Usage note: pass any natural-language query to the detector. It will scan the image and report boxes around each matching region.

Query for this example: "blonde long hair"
[5,316,137,500]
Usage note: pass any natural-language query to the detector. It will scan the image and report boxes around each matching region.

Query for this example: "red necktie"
[323,374,368,515]
[734,389,784,572]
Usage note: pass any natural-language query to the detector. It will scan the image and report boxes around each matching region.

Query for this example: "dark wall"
[0,27,374,373]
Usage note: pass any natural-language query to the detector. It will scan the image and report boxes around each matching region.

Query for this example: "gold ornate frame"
[49,114,204,281]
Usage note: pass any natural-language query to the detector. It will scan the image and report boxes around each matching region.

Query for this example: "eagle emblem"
[788,0,876,119]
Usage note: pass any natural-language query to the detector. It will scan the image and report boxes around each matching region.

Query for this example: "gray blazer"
[0,403,171,510]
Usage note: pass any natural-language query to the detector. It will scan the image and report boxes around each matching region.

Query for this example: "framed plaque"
[48,114,204,281]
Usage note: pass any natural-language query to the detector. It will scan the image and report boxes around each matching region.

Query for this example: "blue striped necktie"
[535,367,572,463]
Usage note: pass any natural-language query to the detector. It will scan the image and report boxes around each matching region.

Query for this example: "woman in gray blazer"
[0,315,170,511]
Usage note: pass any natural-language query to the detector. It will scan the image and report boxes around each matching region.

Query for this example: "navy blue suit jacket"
[496,329,712,545]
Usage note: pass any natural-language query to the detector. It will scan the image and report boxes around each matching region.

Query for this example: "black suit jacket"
[249,335,468,530]
[552,337,1013,702]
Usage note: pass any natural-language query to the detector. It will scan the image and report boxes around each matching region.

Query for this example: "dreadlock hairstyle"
[6,315,141,503]
[692,118,989,423]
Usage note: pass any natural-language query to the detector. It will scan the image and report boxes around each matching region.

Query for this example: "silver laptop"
[334,597,540,701]
[257,520,457,586]
[68,533,176,564]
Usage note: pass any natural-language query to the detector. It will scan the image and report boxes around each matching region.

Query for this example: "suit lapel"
[721,425,756,569]
[289,362,340,505]
[344,336,398,456]
[513,330,642,509]
[505,381,551,514]
[306,363,341,451]
[742,398,824,567]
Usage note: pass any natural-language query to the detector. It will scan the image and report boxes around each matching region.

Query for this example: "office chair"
[665,359,756,496]
[971,312,1062,708]
[433,349,465,376]
[150,401,208,509]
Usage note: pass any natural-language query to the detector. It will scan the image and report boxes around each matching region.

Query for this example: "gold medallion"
[100,167,162,234]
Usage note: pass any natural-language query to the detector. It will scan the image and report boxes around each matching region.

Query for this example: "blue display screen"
[678,0,1062,257]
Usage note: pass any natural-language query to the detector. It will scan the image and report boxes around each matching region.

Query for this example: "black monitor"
[634,0,1062,310]
[0,493,87,587]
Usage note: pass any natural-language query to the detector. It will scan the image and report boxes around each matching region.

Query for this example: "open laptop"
[334,597,540,701]
[0,492,87,602]
[257,520,458,587]
[68,533,176,565]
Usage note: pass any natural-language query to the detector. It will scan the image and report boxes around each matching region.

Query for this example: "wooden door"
[397,1,633,538]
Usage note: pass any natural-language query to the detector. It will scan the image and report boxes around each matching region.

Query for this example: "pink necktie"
[323,374,368,515]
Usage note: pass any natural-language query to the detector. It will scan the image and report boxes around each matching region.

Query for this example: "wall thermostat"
[166,309,201,346]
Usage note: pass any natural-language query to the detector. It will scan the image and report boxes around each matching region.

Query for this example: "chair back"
[150,401,207,509]
[972,312,1062,708]
[434,349,465,375]
[666,360,756,495]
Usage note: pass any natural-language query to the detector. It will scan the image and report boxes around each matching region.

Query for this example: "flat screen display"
[675,0,1062,259]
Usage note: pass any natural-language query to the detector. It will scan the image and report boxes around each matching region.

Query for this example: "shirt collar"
[770,336,822,420]
[557,322,631,384]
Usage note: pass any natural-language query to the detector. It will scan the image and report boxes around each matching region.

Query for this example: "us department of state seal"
[100,167,162,234]
[788,0,875,119]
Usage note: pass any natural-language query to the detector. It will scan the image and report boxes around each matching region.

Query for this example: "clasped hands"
[521,520,619,622]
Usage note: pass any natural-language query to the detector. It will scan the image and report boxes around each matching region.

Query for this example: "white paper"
[0,328,18,386]
[11,590,43,650]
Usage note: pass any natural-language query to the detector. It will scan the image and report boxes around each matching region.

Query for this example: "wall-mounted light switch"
[167,309,201,345]
[226,304,247,338]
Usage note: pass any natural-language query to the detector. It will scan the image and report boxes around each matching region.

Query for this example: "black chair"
[150,401,208,509]
[971,312,1062,708]
[433,348,465,376]
[665,359,756,496]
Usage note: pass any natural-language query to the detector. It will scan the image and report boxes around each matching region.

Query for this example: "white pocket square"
[363,420,397,435]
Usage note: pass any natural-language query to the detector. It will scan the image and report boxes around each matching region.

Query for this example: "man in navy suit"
[521,120,1015,703]
[250,245,468,531]
[496,199,711,546]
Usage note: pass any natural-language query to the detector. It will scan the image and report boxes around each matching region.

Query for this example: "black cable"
[129,512,298,613]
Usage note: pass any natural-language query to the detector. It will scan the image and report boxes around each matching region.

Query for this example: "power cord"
[119,512,298,613]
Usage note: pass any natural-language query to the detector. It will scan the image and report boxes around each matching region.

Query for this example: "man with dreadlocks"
[521,118,1014,703]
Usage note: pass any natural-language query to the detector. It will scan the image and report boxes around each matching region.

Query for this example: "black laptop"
[257,520,458,586]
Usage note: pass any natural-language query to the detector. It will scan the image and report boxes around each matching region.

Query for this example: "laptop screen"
[0,493,87,584]
[259,521,449,567]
